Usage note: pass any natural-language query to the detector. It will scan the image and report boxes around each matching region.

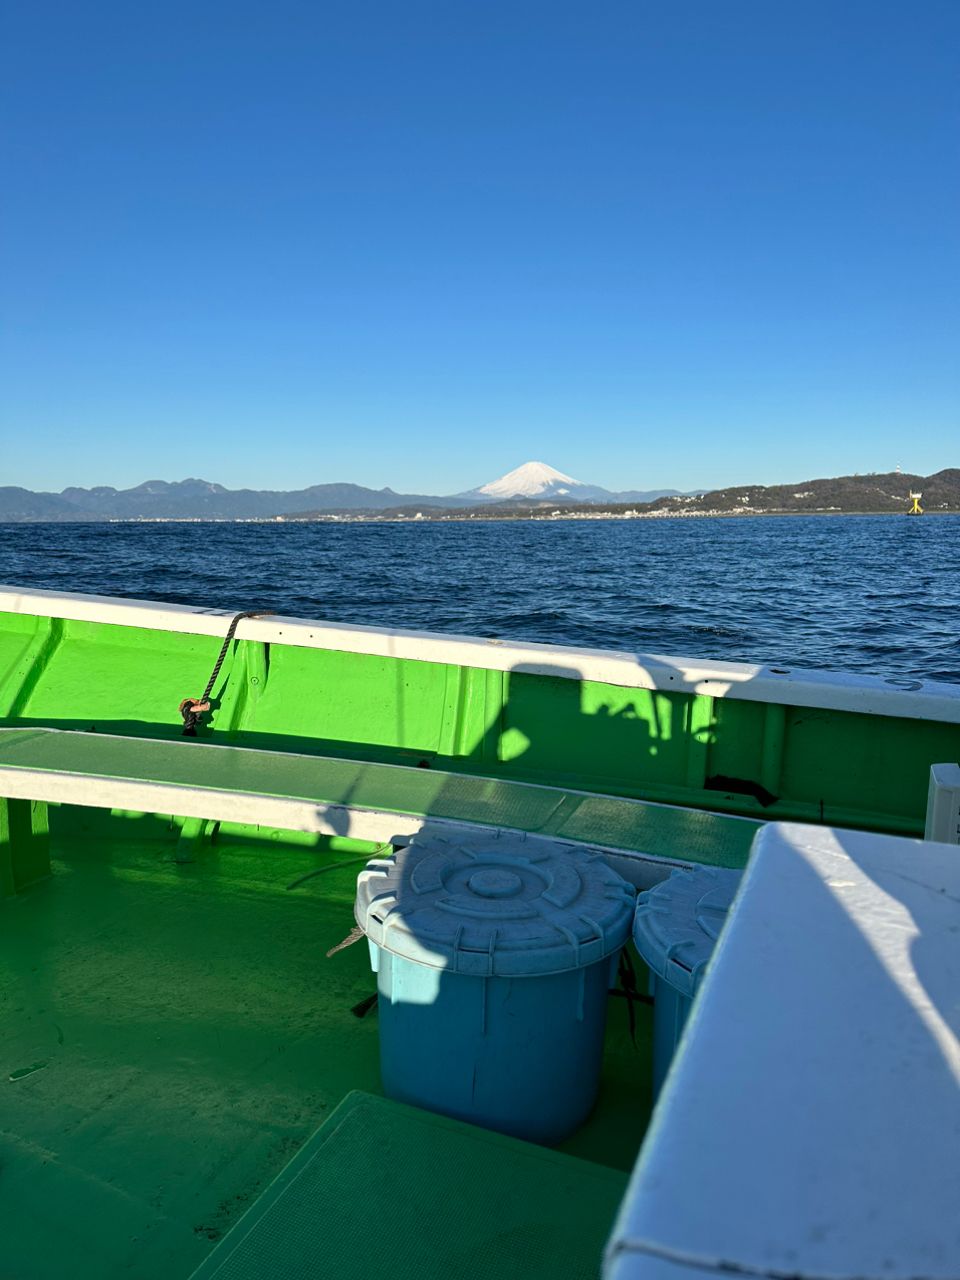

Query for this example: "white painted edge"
[0,764,452,841]
[0,762,685,888]
[3,584,958,723]
[0,725,755,824]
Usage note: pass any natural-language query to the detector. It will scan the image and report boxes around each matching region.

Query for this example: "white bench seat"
[0,727,757,897]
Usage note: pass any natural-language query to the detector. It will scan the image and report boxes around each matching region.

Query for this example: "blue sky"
[2,1,957,495]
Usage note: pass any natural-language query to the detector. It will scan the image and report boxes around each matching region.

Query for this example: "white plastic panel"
[925,763,960,844]
[606,821,960,1280]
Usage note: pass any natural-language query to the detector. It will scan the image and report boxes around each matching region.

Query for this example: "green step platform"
[189,1091,628,1280]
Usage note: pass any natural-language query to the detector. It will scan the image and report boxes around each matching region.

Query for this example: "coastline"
[1,510,957,526]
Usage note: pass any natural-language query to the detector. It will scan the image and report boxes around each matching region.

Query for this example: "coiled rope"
[180,609,272,736]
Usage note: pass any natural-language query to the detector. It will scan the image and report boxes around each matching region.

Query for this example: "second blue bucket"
[633,866,743,1097]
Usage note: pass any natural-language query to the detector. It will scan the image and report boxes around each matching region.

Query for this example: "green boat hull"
[1,589,957,850]
[1,587,958,1278]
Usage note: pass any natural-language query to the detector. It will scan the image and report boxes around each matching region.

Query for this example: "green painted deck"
[5,593,957,1280]
[0,816,652,1279]
[189,1091,627,1280]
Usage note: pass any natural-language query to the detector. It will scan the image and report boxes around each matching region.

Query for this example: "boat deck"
[0,813,653,1279]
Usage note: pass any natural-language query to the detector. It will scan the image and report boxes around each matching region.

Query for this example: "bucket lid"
[633,867,743,997]
[354,834,636,978]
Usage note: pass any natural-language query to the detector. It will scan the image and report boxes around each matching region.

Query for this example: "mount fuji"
[462,461,679,504]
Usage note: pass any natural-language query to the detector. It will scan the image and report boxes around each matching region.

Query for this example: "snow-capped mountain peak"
[460,461,681,505]
[476,461,585,499]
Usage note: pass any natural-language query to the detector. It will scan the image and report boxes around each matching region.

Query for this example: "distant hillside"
[0,487,86,520]
[642,469,960,515]
[0,477,473,521]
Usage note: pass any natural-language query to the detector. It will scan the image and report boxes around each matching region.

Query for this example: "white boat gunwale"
[3,585,958,725]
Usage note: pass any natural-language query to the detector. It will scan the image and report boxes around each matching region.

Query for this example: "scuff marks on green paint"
[9,1061,48,1081]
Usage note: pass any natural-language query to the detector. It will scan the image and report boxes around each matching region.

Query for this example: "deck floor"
[0,817,652,1279]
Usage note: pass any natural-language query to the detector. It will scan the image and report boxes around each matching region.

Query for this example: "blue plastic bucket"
[633,866,742,1097]
[355,835,636,1144]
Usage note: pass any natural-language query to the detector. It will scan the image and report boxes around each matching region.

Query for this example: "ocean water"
[1,516,958,684]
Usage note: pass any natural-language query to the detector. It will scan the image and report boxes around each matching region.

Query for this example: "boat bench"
[0,727,757,897]
[605,821,960,1279]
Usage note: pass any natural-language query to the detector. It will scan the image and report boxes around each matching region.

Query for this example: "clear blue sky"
[2,1,957,495]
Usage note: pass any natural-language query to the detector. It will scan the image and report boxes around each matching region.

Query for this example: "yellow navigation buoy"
[908,491,923,515]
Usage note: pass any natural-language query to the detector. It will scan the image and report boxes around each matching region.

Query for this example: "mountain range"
[0,462,680,521]
[1,462,957,521]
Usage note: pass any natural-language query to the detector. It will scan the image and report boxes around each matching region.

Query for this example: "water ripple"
[0,515,957,684]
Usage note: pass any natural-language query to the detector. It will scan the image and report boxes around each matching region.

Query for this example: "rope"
[609,947,653,1045]
[180,609,271,736]
[325,924,365,958]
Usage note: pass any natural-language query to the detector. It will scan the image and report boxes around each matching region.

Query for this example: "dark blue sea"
[1,516,958,684]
